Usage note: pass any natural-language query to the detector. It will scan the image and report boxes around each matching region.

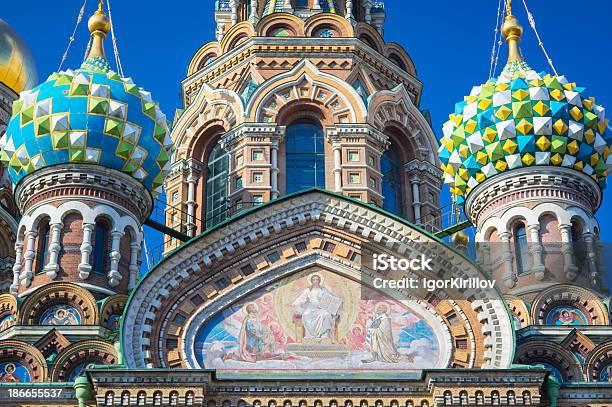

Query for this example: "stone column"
[186,174,198,237]
[333,144,342,192]
[10,242,23,294]
[249,0,259,23]
[44,222,63,279]
[346,0,355,22]
[582,232,600,288]
[128,242,140,290]
[527,224,546,280]
[411,175,422,223]
[364,0,372,23]
[313,0,321,9]
[108,231,124,287]
[498,231,516,288]
[230,0,238,25]
[284,0,293,12]
[20,230,37,287]
[595,239,606,286]
[79,223,95,279]
[271,139,279,199]
[558,224,578,280]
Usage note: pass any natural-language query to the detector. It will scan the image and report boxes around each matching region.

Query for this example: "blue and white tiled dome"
[0,9,171,197]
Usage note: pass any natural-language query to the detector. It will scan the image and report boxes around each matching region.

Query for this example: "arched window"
[205,143,230,229]
[35,219,50,273]
[459,391,468,405]
[105,391,115,406]
[381,145,403,216]
[475,391,484,405]
[186,392,195,406]
[491,391,500,406]
[169,391,179,406]
[571,219,586,267]
[92,219,111,273]
[153,391,162,406]
[507,391,516,405]
[121,391,130,406]
[443,391,453,405]
[285,122,326,194]
[522,391,532,405]
[514,223,529,275]
[137,391,146,406]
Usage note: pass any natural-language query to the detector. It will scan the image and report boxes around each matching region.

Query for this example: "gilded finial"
[501,0,524,62]
[87,0,111,59]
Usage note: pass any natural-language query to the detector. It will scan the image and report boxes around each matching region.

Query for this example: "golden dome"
[452,230,469,249]
[0,18,37,94]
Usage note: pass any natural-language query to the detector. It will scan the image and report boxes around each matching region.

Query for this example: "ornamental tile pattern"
[439,60,610,202]
[0,56,172,196]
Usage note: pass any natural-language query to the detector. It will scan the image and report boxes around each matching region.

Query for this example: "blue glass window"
[295,0,308,7]
[35,221,50,273]
[285,122,326,194]
[205,143,230,229]
[514,223,529,274]
[92,219,110,273]
[381,147,402,216]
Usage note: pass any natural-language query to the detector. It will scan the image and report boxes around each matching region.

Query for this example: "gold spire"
[87,0,111,59]
[501,0,524,62]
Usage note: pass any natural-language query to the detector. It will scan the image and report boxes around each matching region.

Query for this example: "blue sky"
[3,1,612,270]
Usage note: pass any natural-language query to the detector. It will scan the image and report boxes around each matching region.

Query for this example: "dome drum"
[14,163,153,222]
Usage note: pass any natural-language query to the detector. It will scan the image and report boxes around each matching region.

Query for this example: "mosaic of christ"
[193,269,442,371]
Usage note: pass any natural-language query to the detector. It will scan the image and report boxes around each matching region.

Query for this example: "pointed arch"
[368,85,439,166]
[171,84,244,161]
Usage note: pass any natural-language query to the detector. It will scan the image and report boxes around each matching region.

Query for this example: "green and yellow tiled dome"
[439,12,609,203]
[0,6,172,197]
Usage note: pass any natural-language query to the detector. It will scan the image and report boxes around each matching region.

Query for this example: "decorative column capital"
[24,230,38,239]
[221,123,285,148]
[527,223,541,232]
[405,159,444,179]
[498,231,511,240]
[82,223,95,232]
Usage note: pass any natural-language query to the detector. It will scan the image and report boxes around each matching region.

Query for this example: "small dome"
[439,13,609,203]
[0,6,171,197]
[0,18,37,94]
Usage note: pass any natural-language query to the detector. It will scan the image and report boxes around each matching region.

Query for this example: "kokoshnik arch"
[0,0,609,406]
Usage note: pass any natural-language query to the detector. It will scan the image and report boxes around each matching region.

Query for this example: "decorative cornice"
[182,37,422,106]
[15,164,154,222]
[326,123,389,149]
[166,157,204,183]
[465,166,602,226]
[405,159,443,180]
[221,123,286,148]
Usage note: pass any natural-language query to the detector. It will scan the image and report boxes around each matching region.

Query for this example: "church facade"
[0,1,610,406]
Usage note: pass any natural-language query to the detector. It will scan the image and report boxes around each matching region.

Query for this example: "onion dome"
[0,18,37,93]
[439,6,609,203]
[0,3,172,197]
